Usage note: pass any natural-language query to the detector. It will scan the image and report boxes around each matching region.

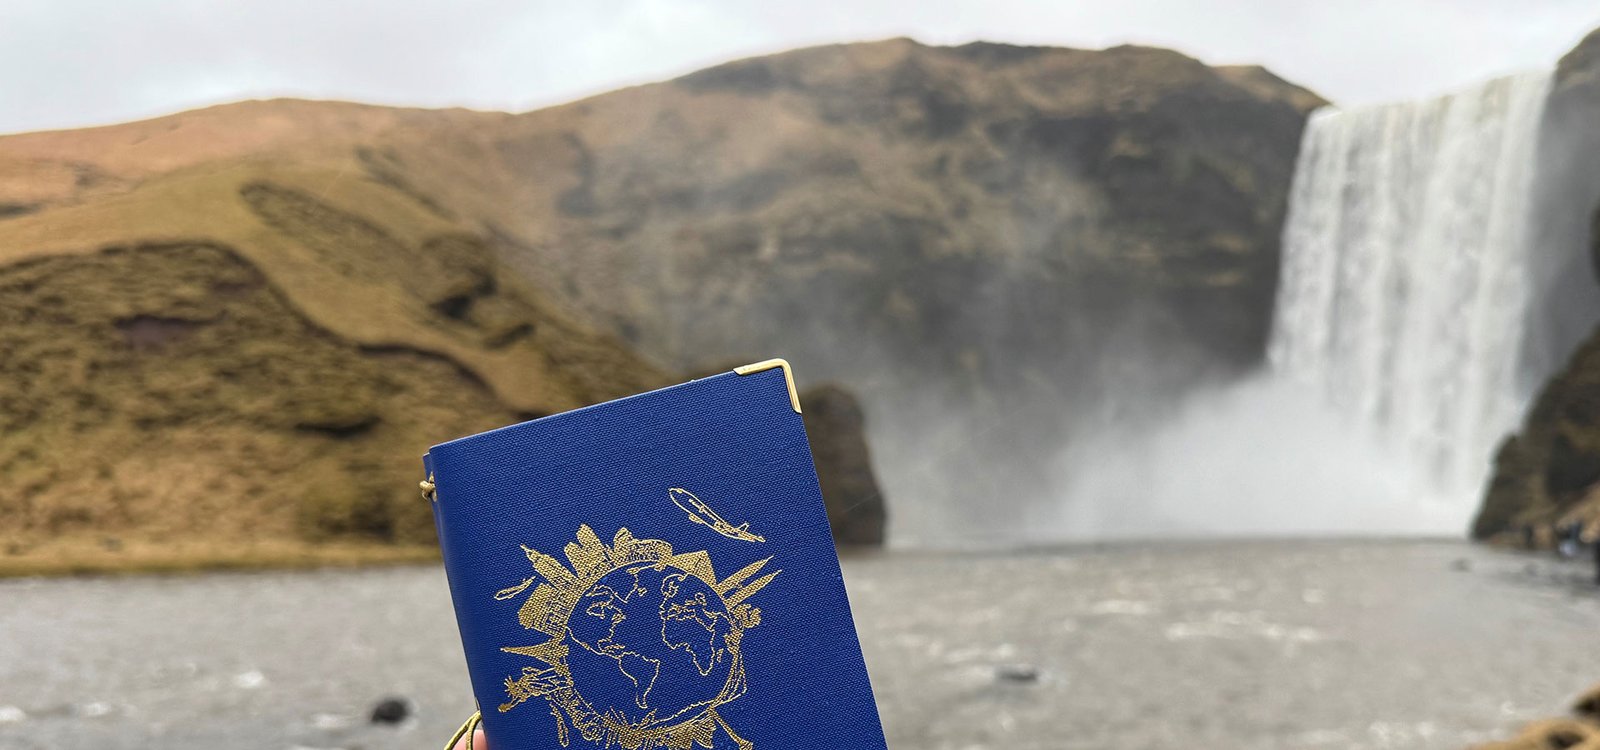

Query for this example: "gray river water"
[0,540,1595,750]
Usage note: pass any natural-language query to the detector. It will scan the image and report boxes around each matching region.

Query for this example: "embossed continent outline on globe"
[565,564,736,725]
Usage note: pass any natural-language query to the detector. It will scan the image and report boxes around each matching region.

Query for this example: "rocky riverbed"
[0,540,1595,750]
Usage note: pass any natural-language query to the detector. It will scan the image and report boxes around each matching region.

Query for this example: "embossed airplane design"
[669,488,765,543]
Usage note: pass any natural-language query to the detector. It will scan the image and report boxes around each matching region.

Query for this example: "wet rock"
[1575,684,1600,721]
[995,663,1040,684]
[370,697,411,725]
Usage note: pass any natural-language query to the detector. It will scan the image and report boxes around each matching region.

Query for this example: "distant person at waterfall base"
[1558,522,1583,558]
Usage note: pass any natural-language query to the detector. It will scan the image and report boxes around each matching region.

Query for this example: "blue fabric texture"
[424,368,888,750]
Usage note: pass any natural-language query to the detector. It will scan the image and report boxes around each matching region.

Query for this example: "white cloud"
[0,0,1596,134]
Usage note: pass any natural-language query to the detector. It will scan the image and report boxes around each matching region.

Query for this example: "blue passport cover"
[423,362,889,750]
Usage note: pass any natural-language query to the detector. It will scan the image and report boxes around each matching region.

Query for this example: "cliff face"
[481,40,1321,375]
[1475,28,1600,542]
[1559,28,1600,284]
[1521,27,1600,377]
[0,38,1323,558]
[450,39,1324,537]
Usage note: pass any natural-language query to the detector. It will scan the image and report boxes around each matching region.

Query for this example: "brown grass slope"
[0,115,671,574]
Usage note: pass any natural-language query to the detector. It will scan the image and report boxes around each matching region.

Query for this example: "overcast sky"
[2,0,1598,136]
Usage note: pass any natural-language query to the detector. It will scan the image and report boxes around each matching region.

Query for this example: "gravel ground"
[0,540,1595,750]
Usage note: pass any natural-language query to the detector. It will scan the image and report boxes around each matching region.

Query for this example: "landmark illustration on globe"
[494,521,779,750]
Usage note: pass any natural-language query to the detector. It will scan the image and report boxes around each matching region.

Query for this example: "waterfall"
[1051,71,1558,539]
[1268,71,1552,514]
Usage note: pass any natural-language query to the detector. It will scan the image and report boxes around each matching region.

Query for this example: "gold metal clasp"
[420,473,437,502]
[733,358,801,413]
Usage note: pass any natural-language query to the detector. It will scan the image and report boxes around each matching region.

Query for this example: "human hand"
[451,728,486,750]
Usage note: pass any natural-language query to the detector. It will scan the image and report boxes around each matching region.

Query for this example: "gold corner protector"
[733,358,802,413]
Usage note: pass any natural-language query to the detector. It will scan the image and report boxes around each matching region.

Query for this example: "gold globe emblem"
[495,524,779,750]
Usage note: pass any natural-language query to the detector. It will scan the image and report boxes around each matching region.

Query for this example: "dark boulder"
[369,696,410,725]
[688,364,888,546]
[995,663,1041,684]
[800,384,887,546]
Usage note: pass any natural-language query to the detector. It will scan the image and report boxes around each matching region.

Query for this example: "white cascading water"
[1050,71,1556,539]
[1269,71,1552,516]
